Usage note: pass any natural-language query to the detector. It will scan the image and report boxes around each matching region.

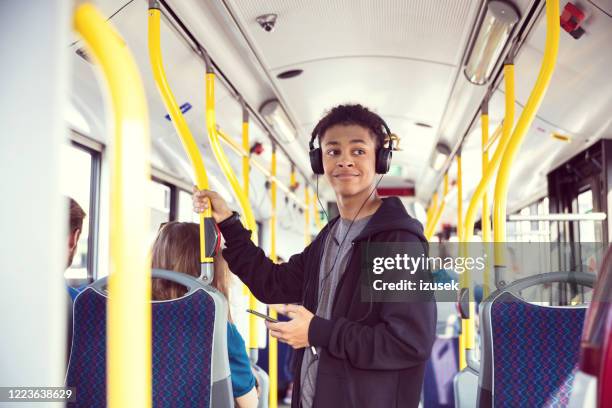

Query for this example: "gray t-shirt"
[300,215,372,408]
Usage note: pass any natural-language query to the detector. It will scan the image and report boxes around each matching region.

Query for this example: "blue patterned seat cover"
[66,288,215,407]
[491,292,585,407]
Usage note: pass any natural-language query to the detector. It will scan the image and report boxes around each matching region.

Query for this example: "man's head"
[67,197,86,269]
[310,104,391,198]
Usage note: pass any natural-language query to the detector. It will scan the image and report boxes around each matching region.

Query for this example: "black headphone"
[308,116,394,175]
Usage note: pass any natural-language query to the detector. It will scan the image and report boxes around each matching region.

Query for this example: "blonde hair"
[151,222,231,319]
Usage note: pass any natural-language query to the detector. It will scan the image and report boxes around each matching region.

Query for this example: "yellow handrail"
[426,193,438,232]
[75,4,152,407]
[313,193,323,231]
[148,5,216,283]
[493,0,560,284]
[425,175,449,240]
[481,110,491,243]
[483,122,503,153]
[461,64,515,242]
[457,155,463,241]
[456,154,467,369]
[216,129,307,209]
[481,108,493,300]
[305,186,311,245]
[242,105,250,197]
[204,60,262,350]
[268,149,278,408]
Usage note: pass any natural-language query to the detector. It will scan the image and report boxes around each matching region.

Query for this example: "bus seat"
[477,272,595,408]
[66,269,234,407]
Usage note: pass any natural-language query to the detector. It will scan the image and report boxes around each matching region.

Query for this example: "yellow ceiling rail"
[148,3,217,283]
[75,4,152,407]
[268,148,278,408]
[425,175,449,240]
[493,0,560,287]
[216,128,307,209]
[483,121,503,153]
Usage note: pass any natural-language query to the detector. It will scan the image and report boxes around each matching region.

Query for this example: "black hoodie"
[220,197,437,407]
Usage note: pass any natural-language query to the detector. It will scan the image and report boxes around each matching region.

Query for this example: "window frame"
[68,132,102,282]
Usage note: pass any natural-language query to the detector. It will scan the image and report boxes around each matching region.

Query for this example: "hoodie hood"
[323,197,426,244]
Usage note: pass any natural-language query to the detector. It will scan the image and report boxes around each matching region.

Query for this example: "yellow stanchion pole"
[461,65,515,243]
[493,0,560,287]
[268,148,278,408]
[313,193,323,231]
[215,129,307,209]
[242,103,250,197]
[305,186,311,245]
[202,54,260,350]
[481,102,492,299]
[148,4,216,283]
[425,175,449,240]
[456,154,467,369]
[75,4,152,407]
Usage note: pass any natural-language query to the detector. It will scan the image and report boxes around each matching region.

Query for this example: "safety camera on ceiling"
[256,14,277,32]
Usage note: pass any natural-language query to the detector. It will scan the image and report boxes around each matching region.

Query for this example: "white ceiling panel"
[228,0,476,69]
[272,57,456,128]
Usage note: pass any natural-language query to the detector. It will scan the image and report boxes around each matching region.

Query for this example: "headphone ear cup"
[309,148,324,175]
[376,148,392,174]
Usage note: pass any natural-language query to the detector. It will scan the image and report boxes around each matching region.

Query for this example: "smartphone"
[246,309,279,323]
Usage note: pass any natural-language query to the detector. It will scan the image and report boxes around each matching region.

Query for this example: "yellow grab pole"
[457,155,463,241]
[242,102,250,197]
[290,167,297,190]
[461,63,515,243]
[483,122,503,153]
[426,193,439,238]
[313,193,323,231]
[148,4,216,283]
[425,175,449,240]
[75,4,152,407]
[456,154,467,369]
[493,0,560,287]
[481,102,493,299]
[268,148,278,408]
[481,105,491,243]
[305,186,311,245]
[216,129,307,209]
[203,55,260,350]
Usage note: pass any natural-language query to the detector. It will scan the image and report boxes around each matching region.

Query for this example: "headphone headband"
[309,116,394,151]
[309,113,394,175]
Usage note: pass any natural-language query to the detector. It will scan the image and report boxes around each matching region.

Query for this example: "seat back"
[478,272,595,408]
[66,269,233,407]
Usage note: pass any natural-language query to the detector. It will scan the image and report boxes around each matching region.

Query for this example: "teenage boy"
[193,104,436,407]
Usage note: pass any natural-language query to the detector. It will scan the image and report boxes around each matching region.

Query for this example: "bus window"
[177,189,199,222]
[61,143,93,281]
[577,189,596,242]
[149,179,171,237]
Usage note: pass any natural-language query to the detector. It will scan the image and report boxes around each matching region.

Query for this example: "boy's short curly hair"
[311,104,388,149]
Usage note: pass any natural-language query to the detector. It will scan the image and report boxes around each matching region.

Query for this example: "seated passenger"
[151,221,258,408]
[65,196,86,362]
